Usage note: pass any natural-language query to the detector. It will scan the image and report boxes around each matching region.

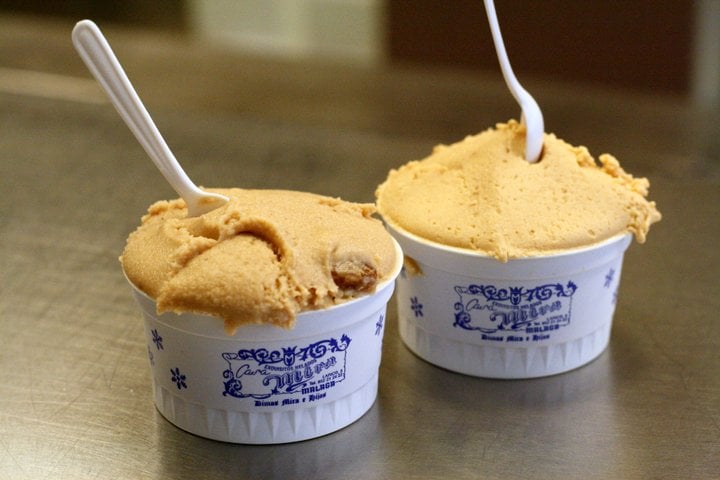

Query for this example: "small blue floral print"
[147,346,155,366]
[375,315,384,336]
[170,367,187,390]
[604,268,615,288]
[151,329,164,350]
[411,297,423,318]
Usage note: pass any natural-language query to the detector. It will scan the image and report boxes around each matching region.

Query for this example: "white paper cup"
[385,220,631,379]
[126,239,402,444]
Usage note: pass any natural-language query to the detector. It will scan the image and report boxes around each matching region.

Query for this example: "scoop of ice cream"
[375,120,661,262]
[121,189,397,333]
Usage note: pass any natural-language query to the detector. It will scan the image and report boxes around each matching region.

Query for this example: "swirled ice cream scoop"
[120,189,397,334]
[376,120,661,262]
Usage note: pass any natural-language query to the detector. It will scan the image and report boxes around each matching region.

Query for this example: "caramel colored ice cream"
[376,120,661,261]
[121,189,397,333]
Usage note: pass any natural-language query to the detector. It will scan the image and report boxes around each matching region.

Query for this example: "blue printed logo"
[221,335,351,402]
[453,282,577,341]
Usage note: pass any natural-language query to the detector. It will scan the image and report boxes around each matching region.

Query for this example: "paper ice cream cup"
[125,239,402,444]
[384,221,631,379]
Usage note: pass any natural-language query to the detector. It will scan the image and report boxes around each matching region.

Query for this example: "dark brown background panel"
[0,0,187,30]
[387,0,694,94]
[0,0,696,94]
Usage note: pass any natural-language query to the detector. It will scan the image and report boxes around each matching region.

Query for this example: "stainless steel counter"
[1,15,718,479]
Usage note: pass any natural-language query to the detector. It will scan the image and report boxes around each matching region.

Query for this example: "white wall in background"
[692,0,720,107]
[188,0,384,65]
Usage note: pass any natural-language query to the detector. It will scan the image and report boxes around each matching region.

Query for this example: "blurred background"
[1,1,717,169]
[0,0,717,99]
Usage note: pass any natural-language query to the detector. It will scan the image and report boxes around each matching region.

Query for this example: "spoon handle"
[483,0,544,163]
[71,20,202,200]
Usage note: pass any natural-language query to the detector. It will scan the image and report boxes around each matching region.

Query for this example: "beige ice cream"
[121,188,397,334]
[376,120,661,262]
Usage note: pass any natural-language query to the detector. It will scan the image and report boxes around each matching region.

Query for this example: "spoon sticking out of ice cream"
[483,0,544,163]
[72,20,228,216]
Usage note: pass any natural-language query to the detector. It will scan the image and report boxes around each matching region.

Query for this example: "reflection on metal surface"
[0,67,106,103]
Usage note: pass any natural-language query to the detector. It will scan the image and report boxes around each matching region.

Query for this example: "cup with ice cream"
[121,189,401,443]
[375,120,660,378]
[71,19,402,443]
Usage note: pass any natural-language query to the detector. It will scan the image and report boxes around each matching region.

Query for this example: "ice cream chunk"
[376,120,661,262]
[120,188,397,334]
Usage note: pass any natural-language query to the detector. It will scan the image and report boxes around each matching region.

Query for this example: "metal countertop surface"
[1,15,718,479]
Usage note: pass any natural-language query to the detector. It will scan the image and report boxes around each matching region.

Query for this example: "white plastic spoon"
[72,19,228,216]
[483,0,544,163]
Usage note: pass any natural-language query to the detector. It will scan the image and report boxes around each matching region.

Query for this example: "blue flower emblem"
[151,329,164,350]
[410,297,424,318]
[604,268,615,288]
[375,315,384,336]
[170,367,187,390]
